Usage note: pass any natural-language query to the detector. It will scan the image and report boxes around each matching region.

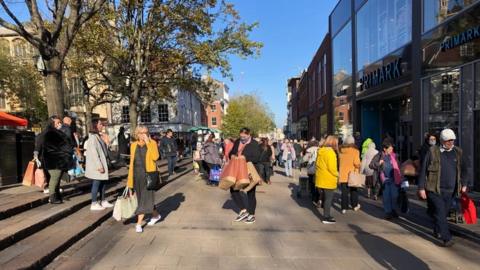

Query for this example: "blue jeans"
[91,180,106,203]
[167,156,177,175]
[382,180,399,214]
[285,159,293,176]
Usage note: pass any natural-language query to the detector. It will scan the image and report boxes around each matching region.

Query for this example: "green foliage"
[0,52,47,125]
[222,94,275,138]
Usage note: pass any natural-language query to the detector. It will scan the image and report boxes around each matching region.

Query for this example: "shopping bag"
[347,171,366,187]
[233,156,250,190]
[461,192,477,224]
[34,168,46,188]
[22,160,36,186]
[243,162,262,192]
[112,188,138,221]
[219,158,237,190]
[68,155,84,178]
[397,188,409,213]
[209,165,222,182]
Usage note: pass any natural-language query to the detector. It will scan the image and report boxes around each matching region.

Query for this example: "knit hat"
[344,135,355,145]
[440,128,456,141]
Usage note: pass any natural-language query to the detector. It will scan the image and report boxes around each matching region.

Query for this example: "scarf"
[380,152,402,185]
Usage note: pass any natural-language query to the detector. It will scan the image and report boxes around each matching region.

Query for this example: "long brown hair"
[323,135,339,153]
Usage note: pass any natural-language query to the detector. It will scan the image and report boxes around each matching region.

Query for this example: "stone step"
[0,160,193,270]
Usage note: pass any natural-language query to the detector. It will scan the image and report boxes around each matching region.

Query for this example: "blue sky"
[1,0,339,127]
[221,0,338,127]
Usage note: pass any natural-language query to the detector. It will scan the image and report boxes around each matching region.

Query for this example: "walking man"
[418,128,468,247]
[160,129,178,177]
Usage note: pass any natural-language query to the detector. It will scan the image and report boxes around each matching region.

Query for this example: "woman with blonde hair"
[338,135,361,214]
[315,135,339,224]
[127,126,162,233]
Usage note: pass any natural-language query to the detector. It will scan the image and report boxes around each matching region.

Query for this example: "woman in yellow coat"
[315,135,339,224]
[127,125,161,233]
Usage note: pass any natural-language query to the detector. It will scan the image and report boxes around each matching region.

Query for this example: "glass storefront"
[331,0,352,36]
[356,0,412,71]
[423,0,480,33]
[333,22,353,97]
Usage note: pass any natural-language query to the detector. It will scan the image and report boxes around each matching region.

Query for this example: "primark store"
[330,0,480,190]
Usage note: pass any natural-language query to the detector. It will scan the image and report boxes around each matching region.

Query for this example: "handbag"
[34,168,46,188]
[233,155,250,190]
[348,170,366,187]
[22,160,36,186]
[461,192,477,224]
[113,188,138,221]
[243,162,261,192]
[219,159,237,190]
[146,171,161,190]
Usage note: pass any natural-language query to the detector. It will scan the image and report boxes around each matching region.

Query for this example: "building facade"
[285,77,300,138]
[205,80,229,130]
[329,0,480,189]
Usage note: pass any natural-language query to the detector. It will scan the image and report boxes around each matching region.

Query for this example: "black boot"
[49,194,62,204]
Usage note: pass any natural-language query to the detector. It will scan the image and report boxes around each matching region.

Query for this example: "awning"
[188,126,221,133]
[0,112,28,127]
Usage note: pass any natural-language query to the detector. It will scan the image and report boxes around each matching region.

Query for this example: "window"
[211,117,217,126]
[323,54,327,96]
[441,93,453,111]
[69,78,83,107]
[158,104,169,122]
[338,112,345,121]
[333,22,352,97]
[423,0,480,32]
[356,0,412,71]
[211,104,216,112]
[140,106,151,123]
[121,106,130,123]
[331,0,352,36]
[0,40,9,56]
[0,91,5,108]
[317,61,322,99]
[476,62,480,109]
[12,39,29,58]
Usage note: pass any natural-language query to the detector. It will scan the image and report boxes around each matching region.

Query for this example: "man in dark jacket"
[418,129,468,247]
[229,127,261,224]
[34,115,74,204]
[160,129,178,177]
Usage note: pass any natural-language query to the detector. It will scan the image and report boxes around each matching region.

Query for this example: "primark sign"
[441,25,480,51]
[359,58,402,91]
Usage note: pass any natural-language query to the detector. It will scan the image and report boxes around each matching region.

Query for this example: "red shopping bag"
[34,168,46,188]
[461,193,477,224]
[22,161,36,186]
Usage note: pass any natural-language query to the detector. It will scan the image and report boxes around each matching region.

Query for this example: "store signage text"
[359,58,402,91]
[441,25,480,51]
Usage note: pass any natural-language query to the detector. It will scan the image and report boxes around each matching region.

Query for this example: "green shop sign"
[441,25,480,51]
[359,58,402,91]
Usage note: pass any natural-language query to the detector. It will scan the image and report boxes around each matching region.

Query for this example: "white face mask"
[429,139,436,146]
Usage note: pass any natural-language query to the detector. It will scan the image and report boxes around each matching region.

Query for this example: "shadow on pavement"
[348,224,430,270]
[155,193,186,222]
[288,183,325,221]
[273,170,287,176]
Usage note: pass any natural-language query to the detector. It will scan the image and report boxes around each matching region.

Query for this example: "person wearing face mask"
[229,127,261,224]
[370,140,402,220]
[418,129,468,247]
[34,115,74,204]
[419,133,437,165]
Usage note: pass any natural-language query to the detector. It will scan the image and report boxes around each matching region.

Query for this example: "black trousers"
[427,191,453,242]
[230,186,257,215]
[257,162,271,183]
[308,174,319,202]
[340,183,359,210]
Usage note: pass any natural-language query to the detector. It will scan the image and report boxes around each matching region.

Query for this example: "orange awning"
[0,111,28,127]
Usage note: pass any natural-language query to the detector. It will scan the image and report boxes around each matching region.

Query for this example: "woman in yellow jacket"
[338,136,361,214]
[315,135,339,224]
[127,125,161,233]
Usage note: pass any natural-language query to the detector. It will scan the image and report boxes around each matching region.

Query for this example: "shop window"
[158,104,169,122]
[212,117,217,126]
[140,106,151,123]
[476,62,480,109]
[121,106,129,123]
[423,0,480,32]
[356,0,412,71]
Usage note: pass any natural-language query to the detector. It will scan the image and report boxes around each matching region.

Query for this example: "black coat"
[39,127,74,171]
[229,139,261,164]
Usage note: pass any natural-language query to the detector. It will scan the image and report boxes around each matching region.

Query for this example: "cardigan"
[127,140,159,188]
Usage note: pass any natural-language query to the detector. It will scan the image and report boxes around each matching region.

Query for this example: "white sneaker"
[43,189,49,194]
[147,215,162,226]
[101,200,114,208]
[90,203,105,211]
[354,204,361,211]
[341,209,347,214]
[136,224,143,233]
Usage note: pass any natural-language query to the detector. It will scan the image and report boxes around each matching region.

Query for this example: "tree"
[0,0,107,116]
[222,94,275,138]
[0,51,47,125]
[82,0,262,131]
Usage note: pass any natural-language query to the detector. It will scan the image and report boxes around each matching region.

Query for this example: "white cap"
[440,128,456,141]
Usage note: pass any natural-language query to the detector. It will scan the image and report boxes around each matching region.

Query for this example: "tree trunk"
[44,57,65,117]
[84,97,92,135]
[129,80,141,132]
